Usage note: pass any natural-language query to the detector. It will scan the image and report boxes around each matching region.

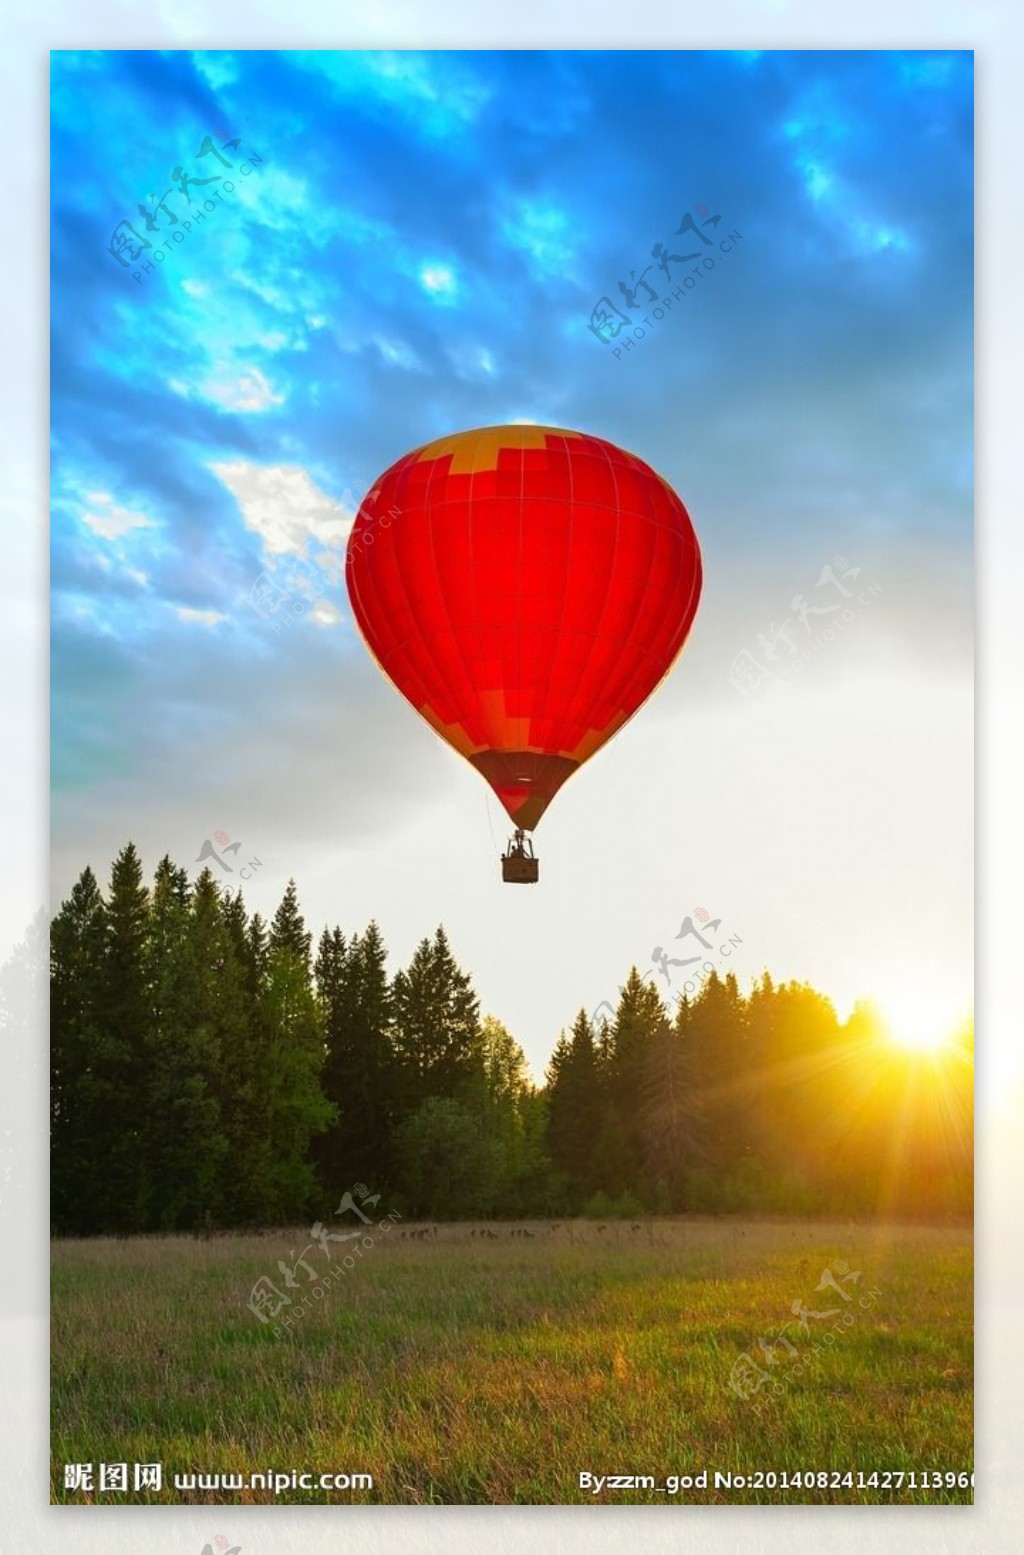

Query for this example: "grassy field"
[51,1216,973,1505]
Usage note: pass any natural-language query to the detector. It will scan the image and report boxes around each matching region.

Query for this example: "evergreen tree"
[257,883,334,1220]
[546,1010,602,1203]
[141,861,229,1230]
[245,911,269,992]
[49,842,975,1230]
[269,879,312,967]
[394,1096,495,1218]
[641,1008,699,1210]
[98,843,151,1232]
[221,889,252,982]
[476,1015,543,1214]
[208,889,287,1224]
[685,969,751,1189]
[600,969,667,1197]
[316,920,395,1195]
[391,926,481,1112]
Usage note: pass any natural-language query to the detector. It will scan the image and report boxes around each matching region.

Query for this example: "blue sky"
[50,49,973,1068]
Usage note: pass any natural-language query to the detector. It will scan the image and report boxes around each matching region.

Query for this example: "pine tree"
[140,860,229,1230]
[48,842,974,1229]
[221,889,252,981]
[269,879,312,967]
[206,889,285,1224]
[391,926,481,1112]
[316,921,396,1195]
[245,911,269,993]
[685,968,751,1188]
[600,968,667,1197]
[314,926,347,1020]
[257,882,334,1220]
[97,843,152,1232]
[476,1015,538,1214]
[545,1010,602,1204]
[641,1011,699,1209]
[394,1095,494,1218]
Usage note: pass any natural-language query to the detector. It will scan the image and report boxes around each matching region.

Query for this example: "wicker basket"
[501,854,540,884]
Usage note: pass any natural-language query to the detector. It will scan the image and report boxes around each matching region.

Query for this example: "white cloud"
[201,366,285,413]
[309,600,341,627]
[192,51,239,91]
[175,606,227,626]
[797,155,835,202]
[449,342,497,381]
[368,51,490,126]
[290,50,491,137]
[82,497,155,541]
[373,335,424,371]
[420,263,457,299]
[784,96,912,257]
[211,460,358,558]
[501,199,576,279]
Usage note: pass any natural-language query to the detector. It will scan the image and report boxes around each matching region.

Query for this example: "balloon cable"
[484,792,500,855]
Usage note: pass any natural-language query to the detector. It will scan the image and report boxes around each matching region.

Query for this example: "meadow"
[51,1217,973,1506]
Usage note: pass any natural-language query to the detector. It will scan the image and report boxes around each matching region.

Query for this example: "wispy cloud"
[211,461,354,557]
[175,605,227,626]
[81,499,156,542]
[199,366,286,412]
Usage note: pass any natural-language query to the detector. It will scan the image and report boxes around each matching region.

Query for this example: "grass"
[51,1216,973,1505]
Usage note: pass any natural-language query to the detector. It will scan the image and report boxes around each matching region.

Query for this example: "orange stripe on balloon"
[477,688,532,748]
[413,424,583,475]
[567,711,629,762]
[418,705,483,757]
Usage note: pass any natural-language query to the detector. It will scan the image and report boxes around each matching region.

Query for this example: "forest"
[50,844,974,1235]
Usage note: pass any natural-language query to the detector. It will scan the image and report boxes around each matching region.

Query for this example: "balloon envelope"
[345,424,702,830]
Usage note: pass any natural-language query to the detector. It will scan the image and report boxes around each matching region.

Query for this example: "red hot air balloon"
[345,424,702,882]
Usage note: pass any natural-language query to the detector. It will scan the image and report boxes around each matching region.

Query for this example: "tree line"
[50,844,973,1235]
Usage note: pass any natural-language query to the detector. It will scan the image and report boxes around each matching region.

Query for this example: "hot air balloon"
[345,424,702,882]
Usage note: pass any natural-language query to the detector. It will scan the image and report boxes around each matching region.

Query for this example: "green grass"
[51,1217,973,1505]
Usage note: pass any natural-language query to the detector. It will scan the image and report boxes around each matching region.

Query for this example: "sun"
[876,985,957,1055]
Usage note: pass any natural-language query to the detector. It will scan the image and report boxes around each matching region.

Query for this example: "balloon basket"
[501,854,540,884]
